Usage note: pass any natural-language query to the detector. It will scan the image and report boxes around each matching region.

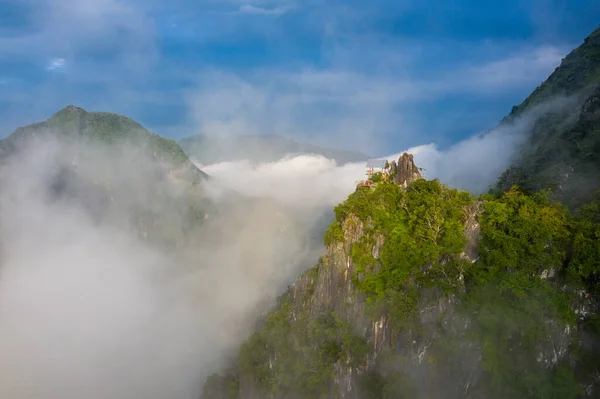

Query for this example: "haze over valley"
[0,1,599,398]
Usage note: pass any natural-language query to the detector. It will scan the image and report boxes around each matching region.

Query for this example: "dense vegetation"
[238,305,368,397]
[0,105,213,250]
[339,180,600,398]
[209,175,600,398]
[204,285,369,399]
[2,105,199,173]
[328,179,473,329]
[506,27,600,117]
[199,26,600,399]
[497,26,600,208]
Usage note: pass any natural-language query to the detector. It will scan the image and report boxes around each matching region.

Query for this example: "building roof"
[366,159,387,168]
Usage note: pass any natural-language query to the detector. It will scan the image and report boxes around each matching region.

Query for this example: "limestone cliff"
[203,154,600,399]
[389,152,423,188]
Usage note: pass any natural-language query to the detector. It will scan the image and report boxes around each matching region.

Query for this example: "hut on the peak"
[365,158,388,178]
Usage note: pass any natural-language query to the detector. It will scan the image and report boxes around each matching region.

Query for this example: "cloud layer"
[200,95,574,204]
[0,89,578,399]
[0,136,320,398]
[1,0,592,153]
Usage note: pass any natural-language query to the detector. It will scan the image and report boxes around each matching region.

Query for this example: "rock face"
[202,157,489,399]
[286,217,482,399]
[204,152,600,399]
[389,153,423,187]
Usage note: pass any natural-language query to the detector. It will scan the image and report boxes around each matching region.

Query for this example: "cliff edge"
[203,153,600,399]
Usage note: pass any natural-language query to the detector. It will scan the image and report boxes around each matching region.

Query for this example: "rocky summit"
[389,152,423,188]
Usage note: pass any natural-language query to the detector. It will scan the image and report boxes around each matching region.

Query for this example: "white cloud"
[452,45,566,92]
[238,4,292,15]
[184,69,400,155]
[200,154,365,209]
[45,57,66,72]
[0,0,571,148]
[198,96,573,206]
[0,135,320,398]
[182,44,564,154]
[0,0,156,79]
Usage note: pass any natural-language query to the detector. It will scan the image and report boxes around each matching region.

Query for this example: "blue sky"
[0,0,598,155]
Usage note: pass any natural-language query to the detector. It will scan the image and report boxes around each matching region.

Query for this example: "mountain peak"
[50,104,87,120]
[3,105,206,175]
[62,104,86,113]
[388,152,423,188]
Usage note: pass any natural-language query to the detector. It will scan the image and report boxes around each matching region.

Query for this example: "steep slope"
[201,27,600,399]
[203,153,600,399]
[0,105,213,249]
[497,26,600,207]
[0,105,330,284]
[0,107,342,399]
[1,105,208,180]
[179,134,369,166]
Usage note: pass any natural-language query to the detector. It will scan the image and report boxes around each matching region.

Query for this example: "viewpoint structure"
[359,153,422,188]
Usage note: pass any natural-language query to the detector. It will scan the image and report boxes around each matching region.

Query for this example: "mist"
[401,95,577,193]
[0,135,317,399]
[200,155,365,209]
[0,95,572,399]
[199,96,574,209]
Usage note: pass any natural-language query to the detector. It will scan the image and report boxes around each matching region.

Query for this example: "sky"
[0,0,598,155]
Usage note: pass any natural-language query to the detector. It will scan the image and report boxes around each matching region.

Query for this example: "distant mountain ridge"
[1,105,208,181]
[0,105,213,249]
[179,134,370,165]
[0,105,328,274]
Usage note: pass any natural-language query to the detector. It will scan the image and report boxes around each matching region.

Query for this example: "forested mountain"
[2,25,598,399]
[0,105,338,399]
[0,105,214,249]
[179,134,369,166]
[0,104,207,178]
[202,27,600,399]
[497,26,600,208]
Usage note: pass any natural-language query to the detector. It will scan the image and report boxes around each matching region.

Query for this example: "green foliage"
[496,28,600,208]
[470,187,570,286]
[220,28,600,398]
[328,180,595,397]
[302,262,321,303]
[227,172,600,399]
[14,105,196,169]
[0,105,213,251]
[202,373,239,399]
[370,172,384,183]
[567,190,600,291]
[238,297,368,398]
[329,179,473,329]
[461,186,582,398]
[357,372,416,399]
[357,372,385,399]
[508,27,600,117]
[323,221,344,246]
[239,333,271,387]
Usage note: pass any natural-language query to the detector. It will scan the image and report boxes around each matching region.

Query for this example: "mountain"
[0,105,213,249]
[203,153,600,399]
[1,105,208,180]
[179,134,370,166]
[496,26,600,208]
[202,28,600,399]
[0,104,330,284]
